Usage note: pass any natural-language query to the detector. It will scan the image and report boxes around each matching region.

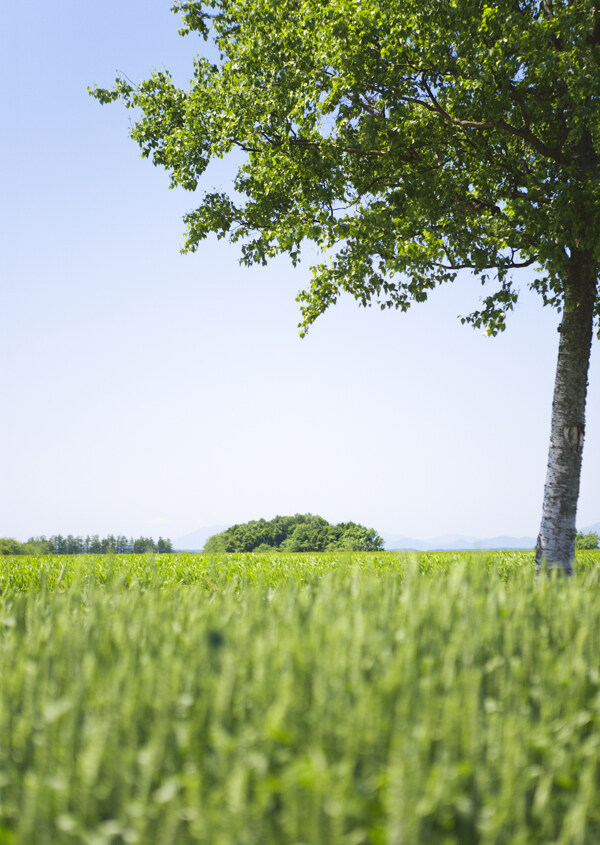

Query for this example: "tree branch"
[419,76,567,163]
[433,257,534,271]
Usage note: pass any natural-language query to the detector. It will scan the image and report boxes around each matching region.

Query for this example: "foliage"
[575,530,600,549]
[0,538,37,556]
[91,0,600,336]
[0,535,173,555]
[2,553,600,842]
[203,514,384,552]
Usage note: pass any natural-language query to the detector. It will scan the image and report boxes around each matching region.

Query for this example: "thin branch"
[433,257,534,271]
[236,133,388,158]
[587,8,600,46]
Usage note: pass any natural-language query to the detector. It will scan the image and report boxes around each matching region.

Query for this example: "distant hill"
[582,522,600,535]
[380,533,537,551]
[382,523,600,551]
[173,526,229,551]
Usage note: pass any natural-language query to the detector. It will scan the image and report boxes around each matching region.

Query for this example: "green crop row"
[1,554,600,843]
[2,549,600,595]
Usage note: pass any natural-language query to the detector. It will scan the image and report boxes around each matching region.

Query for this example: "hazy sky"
[2,1,598,542]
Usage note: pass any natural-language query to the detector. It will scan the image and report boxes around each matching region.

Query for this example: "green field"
[1,551,600,844]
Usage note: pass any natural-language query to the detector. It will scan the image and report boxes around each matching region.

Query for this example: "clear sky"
[1,0,598,543]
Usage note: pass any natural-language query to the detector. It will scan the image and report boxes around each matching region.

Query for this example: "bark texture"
[536,252,598,574]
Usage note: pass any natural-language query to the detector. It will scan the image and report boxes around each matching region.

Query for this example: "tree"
[337,523,386,552]
[575,530,600,549]
[24,537,51,555]
[157,537,174,553]
[92,0,600,573]
[0,538,23,556]
[133,537,157,553]
[88,535,103,554]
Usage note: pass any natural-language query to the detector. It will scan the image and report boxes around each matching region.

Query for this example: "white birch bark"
[536,253,598,574]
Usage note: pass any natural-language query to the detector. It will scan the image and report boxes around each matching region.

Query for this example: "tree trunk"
[536,252,598,574]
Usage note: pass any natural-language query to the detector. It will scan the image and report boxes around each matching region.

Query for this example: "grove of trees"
[0,535,173,556]
[203,515,385,553]
[93,0,600,572]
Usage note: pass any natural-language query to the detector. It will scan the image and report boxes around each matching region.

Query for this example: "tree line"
[0,535,173,556]
[204,515,384,553]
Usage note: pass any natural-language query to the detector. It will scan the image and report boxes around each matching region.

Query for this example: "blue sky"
[1,0,598,542]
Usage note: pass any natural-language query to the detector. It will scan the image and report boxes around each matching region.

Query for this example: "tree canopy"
[93,0,600,336]
[92,0,600,571]
[575,530,600,550]
[203,515,385,552]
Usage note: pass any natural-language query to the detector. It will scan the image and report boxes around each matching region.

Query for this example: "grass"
[1,551,600,843]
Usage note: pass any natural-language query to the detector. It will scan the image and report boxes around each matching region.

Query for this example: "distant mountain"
[383,524,600,551]
[581,522,600,535]
[173,525,229,551]
[475,535,537,551]
[381,532,536,551]
[379,534,436,552]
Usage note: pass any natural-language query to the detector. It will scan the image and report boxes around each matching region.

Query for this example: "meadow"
[1,550,600,844]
